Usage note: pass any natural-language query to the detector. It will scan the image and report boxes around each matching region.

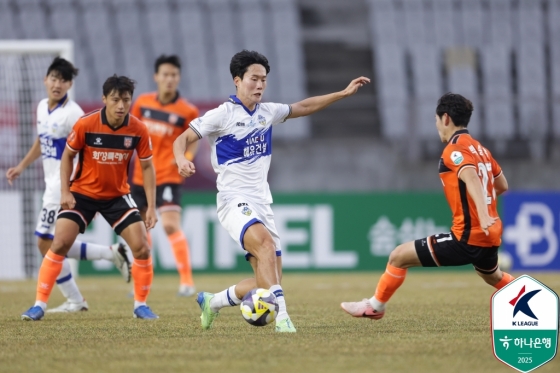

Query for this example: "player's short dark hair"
[102,75,136,97]
[436,93,474,127]
[230,50,270,79]
[154,54,181,73]
[46,57,78,81]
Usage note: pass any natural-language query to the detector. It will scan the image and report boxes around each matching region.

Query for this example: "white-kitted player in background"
[173,50,369,332]
[6,57,131,313]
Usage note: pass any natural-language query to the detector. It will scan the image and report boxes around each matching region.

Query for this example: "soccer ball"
[498,251,513,272]
[240,288,279,326]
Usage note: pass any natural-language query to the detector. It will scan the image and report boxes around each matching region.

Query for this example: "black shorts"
[130,183,182,212]
[58,192,143,235]
[415,232,499,274]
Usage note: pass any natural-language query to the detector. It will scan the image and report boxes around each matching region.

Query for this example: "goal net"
[0,40,74,280]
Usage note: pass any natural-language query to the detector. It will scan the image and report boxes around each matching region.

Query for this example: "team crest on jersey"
[242,206,252,216]
[258,115,266,126]
[450,151,464,165]
[124,137,133,148]
[169,114,178,125]
[144,110,151,118]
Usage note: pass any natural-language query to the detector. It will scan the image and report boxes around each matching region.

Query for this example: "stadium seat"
[0,0,19,39]
[488,0,513,48]
[207,0,239,99]
[11,0,50,39]
[373,45,408,139]
[460,0,484,47]
[366,0,400,46]
[445,47,481,138]
[49,0,93,101]
[266,0,310,139]
[109,0,152,95]
[79,0,119,96]
[175,0,213,101]
[409,44,442,140]
[431,0,455,47]
[480,45,515,150]
[550,0,560,138]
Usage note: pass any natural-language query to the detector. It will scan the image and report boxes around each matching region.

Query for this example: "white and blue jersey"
[36,96,84,205]
[189,95,291,205]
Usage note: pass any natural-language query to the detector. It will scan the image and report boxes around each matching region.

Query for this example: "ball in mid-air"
[498,251,513,272]
[240,288,279,326]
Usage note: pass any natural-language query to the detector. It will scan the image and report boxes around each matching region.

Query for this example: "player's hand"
[60,191,76,210]
[177,158,196,178]
[144,207,158,231]
[480,215,499,235]
[342,77,370,97]
[5,166,22,186]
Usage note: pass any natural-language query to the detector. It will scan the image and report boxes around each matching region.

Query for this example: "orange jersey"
[130,92,199,186]
[439,129,503,247]
[66,108,152,200]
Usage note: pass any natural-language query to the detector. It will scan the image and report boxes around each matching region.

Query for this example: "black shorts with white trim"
[58,192,142,235]
[130,183,182,211]
[415,232,499,273]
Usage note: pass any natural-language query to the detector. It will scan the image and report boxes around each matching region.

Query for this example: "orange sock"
[132,258,153,302]
[374,264,408,303]
[168,231,193,286]
[494,272,515,290]
[36,250,65,303]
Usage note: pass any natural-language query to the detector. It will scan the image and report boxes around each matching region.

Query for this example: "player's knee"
[163,223,178,236]
[249,238,276,263]
[388,244,406,268]
[50,237,72,255]
[132,243,151,260]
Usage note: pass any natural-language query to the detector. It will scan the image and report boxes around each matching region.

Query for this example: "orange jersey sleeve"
[66,117,86,152]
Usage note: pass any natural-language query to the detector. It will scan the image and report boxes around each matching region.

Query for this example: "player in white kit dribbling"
[173,50,369,332]
[6,57,131,313]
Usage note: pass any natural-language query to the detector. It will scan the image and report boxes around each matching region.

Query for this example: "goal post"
[0,40,74,280]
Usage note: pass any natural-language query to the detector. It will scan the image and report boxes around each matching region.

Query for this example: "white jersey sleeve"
[260,103,291,125]
[189,104,227,139]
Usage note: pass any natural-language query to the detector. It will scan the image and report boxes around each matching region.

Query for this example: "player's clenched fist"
[177,158,196,178]
[60,191,76,210]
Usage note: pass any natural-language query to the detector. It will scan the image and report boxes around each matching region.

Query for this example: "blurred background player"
[173,50,370,332]
[130,55,199,297]
[341,93,514,320]
[5,57,130,313]
[21,75,158,321]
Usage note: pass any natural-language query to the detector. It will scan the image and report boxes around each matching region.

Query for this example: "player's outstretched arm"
[173,128,199,178]
[60,147,77,210]
[287,76,370,119]
[140,159,158,230]
[6,138,42,185]
[459,167,498,235]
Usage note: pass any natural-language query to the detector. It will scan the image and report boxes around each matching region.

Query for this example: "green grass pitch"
[1,272,559,373]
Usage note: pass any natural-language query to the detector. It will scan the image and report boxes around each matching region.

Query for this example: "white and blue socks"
[55,259,84,303]
[270,284,288,321]
[66,240,113,261]
[210,285,241,313]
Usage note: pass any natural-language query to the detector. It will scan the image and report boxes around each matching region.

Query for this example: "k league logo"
[491,275,559,373]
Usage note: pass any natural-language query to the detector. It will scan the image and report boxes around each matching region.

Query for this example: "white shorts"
[217,195,282,261]
[34,202,60,240]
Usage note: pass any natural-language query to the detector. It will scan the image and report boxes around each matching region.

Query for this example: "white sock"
[34,301,47,310]
[369,296,386,312]
[134,301,147,309]
[66,240,113,261]
[270,284,288,321]
[55,259,84,303]
[210,285,240,313]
